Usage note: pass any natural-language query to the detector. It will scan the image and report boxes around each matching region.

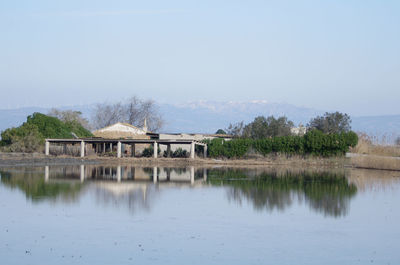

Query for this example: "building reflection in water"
[41,165,208,213]
[6,165,396,218]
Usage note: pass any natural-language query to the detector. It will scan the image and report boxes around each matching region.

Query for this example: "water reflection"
[0,165,360,217]
[208,169,358,217]
[0,167,84,202]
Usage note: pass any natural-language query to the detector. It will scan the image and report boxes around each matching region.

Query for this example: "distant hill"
[1,101,399,141]
[158,100,322,133]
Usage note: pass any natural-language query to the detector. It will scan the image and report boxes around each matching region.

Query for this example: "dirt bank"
[0,152,347,169]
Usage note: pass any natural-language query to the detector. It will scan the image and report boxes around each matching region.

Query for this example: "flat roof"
[45,138,207,146]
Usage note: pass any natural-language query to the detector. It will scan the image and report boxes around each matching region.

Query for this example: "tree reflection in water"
[0,166,358,217]
[0,168,84,202]
[207,169,357,218]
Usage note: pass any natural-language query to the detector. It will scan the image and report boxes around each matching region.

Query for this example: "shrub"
[0,112,93,152]
[205,131,358,158]
[142,145,161,157]
[172,148,188,158]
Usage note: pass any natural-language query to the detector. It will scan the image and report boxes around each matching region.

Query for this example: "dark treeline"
[210,111,358,158]
[205,130,358,158]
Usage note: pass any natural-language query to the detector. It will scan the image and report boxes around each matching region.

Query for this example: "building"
[93,122,150,139]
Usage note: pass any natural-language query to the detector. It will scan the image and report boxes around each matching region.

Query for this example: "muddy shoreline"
[0,152,346,169]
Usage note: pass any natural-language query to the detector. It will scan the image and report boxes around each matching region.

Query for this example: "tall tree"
[243,116,294,139]
[91,96,164,132]
[308,112,351,134]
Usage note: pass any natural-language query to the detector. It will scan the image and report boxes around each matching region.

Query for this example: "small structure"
[45,138,207,159]
[291,124,307,136]
[45,121,213,159]
[93,122,150,139]
[158,133,231,153]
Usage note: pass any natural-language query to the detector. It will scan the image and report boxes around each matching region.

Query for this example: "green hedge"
[204,130,358,158]
[0,112,93,152]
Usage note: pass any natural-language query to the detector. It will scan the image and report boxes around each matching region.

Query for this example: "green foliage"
[64,121,93,138]
[308,112,351,134]
[215,129,227,134]
[205,131,358,158]
[0,124,44,152]
[142,145,161,157]
[243,116,294,139]
[0,112,93,152]
[163,147,188,158]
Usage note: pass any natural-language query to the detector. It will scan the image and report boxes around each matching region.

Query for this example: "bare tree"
[48,108,91,129]
[91,96,164,132]
[125,96,163,131]
[92,102,125,129]
[226,121,245,138]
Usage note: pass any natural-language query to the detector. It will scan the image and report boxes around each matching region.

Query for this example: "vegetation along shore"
[0,100,399,172]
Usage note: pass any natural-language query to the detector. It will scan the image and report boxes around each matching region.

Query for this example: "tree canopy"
[308,112,351,134]
[243,116,294,139]
[215,129,227,134]
[0,113,93,152]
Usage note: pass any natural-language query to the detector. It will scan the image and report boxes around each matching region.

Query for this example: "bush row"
[204,130,358,158]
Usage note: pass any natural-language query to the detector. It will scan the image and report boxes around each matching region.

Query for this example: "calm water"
[0,164,399,265]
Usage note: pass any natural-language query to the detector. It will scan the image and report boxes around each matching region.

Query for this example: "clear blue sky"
[1,0,399,116]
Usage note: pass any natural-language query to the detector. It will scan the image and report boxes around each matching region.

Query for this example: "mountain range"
[0,101,399,141]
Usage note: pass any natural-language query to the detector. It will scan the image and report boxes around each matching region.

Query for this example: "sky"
[0,0,399,116]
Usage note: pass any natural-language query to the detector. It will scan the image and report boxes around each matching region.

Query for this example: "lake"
[0,164,399,264]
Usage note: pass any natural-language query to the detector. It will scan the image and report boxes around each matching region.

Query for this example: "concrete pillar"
[190,166,195,185]
[45,166,49,182]
[166,144,171,158]
[80,164,85,182]
[45,141,50,156]
[117,142,122,158]
[203,145,207,158]
[131,144,135,157]
[190,142,195,159]
[131,167,135,180]
[109,143,113,152]
[153,166,158,183]
[80,141,85,158]
[203,168,207,181]
[103,143,106,153]
[153,142,158,158]
[117,165,121,182]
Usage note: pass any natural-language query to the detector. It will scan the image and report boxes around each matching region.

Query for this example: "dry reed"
[350,155,400,171]
[351,132,400,157]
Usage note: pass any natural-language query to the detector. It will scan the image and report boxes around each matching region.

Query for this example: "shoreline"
[0,152,399,172]
[0,152,346,169]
